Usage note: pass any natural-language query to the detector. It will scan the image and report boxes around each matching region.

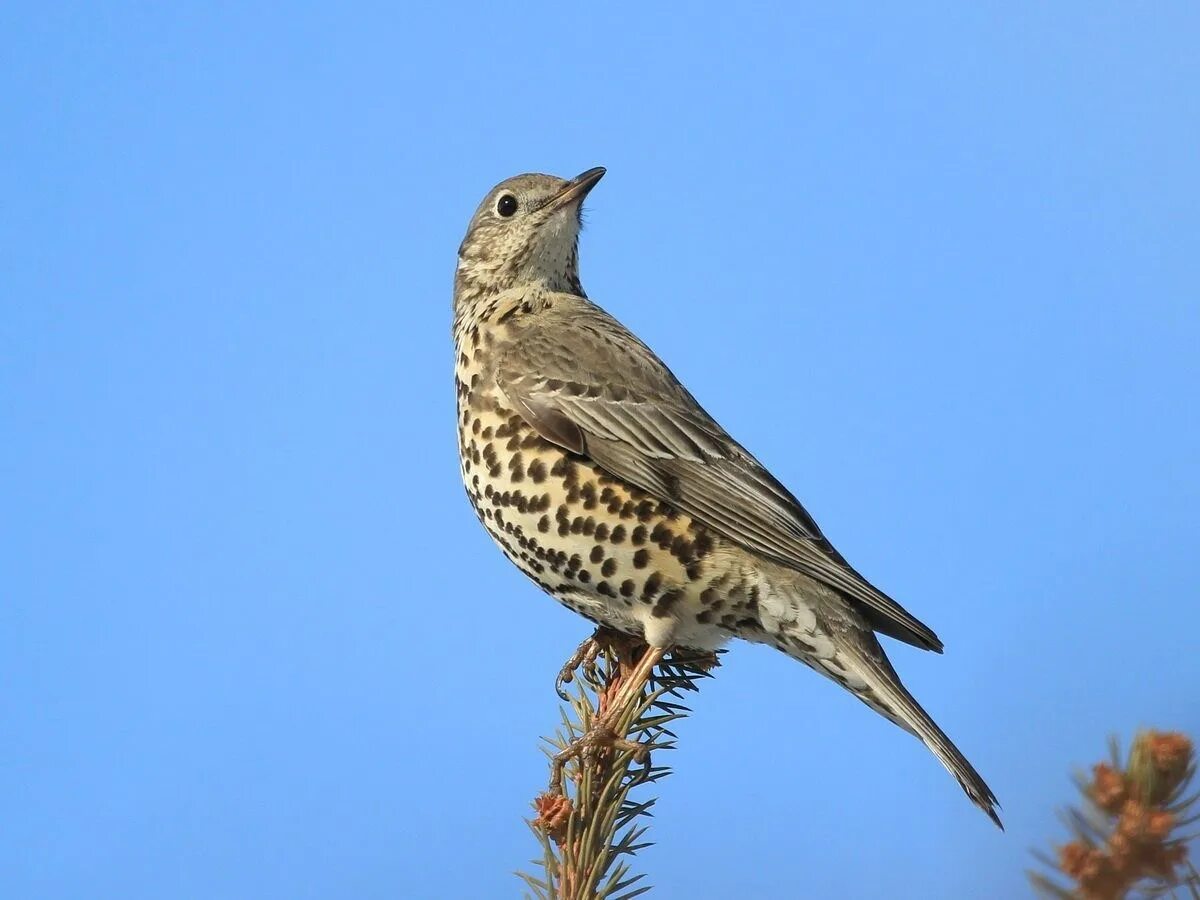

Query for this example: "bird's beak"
[544,166,606,211]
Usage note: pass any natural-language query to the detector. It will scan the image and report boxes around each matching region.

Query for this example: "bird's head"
[455,167,605,301]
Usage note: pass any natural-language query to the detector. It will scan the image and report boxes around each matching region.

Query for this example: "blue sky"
[3,3,1198,897]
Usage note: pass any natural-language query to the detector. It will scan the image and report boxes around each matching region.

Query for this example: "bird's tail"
[835,634,1003,829]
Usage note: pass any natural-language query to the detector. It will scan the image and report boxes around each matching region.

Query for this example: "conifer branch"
[520,631,719,900]
[1031,729,1199,899]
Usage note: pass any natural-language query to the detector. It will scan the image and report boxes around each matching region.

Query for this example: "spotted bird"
[452,167,1001,827]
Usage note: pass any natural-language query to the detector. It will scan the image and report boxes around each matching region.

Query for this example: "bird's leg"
[554,625,631,700]
[548,644,669,794]
[600,644,667,720]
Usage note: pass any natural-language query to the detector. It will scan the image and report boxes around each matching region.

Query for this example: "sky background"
[3,3,1198,898]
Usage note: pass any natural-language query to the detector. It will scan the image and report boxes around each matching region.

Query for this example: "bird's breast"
[455,387,767,649]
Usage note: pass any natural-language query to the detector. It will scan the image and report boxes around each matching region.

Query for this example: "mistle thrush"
[453,167,1001,827]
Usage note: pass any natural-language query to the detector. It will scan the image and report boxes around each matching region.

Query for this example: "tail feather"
[840,637,1003,829]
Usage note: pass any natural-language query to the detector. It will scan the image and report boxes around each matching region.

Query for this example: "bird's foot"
[548,642,668,793]
[547,710,652,795]
[555,625,636,700]
[555,636,602,701]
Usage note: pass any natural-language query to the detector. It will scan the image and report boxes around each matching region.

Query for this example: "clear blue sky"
[3,3,1198,898]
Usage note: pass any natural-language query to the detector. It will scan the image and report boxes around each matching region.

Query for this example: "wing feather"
[497,305,943,652]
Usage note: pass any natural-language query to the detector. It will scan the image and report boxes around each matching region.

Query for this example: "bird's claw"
[555,627,624,700]
[555,638,600,700]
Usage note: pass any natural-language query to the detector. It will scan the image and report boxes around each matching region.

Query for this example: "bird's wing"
[496,305,942,652]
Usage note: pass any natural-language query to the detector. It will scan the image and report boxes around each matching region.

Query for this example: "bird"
[452,166,1001,827]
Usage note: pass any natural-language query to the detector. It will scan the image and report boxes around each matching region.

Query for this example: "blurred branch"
[1031,729,1198,900]
[519,631,718,900]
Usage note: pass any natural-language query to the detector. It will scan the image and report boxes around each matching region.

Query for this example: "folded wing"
[497,305,943,652]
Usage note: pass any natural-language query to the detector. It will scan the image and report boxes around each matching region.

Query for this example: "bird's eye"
[496,194,519,217]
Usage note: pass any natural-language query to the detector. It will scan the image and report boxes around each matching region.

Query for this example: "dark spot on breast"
[671,536,694,563]
[577,569,591,583]
[597,581,614,597]
[528,459,547,483]
[630,525,646,546]
[650,523,672,548]
[594,523,610,541]
[600,558,617,578]
[561,463,579,488]
[655,499,678,518]
[632,548,649,569]
[620,579,635,597]
[608,524,625,544]
[537,515,550,533]
[635,500,655,522]
[642,572,662,599]
[686,562,704,580]
[589,545,605,564]
[652,589,681,618]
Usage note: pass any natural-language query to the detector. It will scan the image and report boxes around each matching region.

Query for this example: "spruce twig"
[520,632,719,900]
[1031,730,1199,899]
